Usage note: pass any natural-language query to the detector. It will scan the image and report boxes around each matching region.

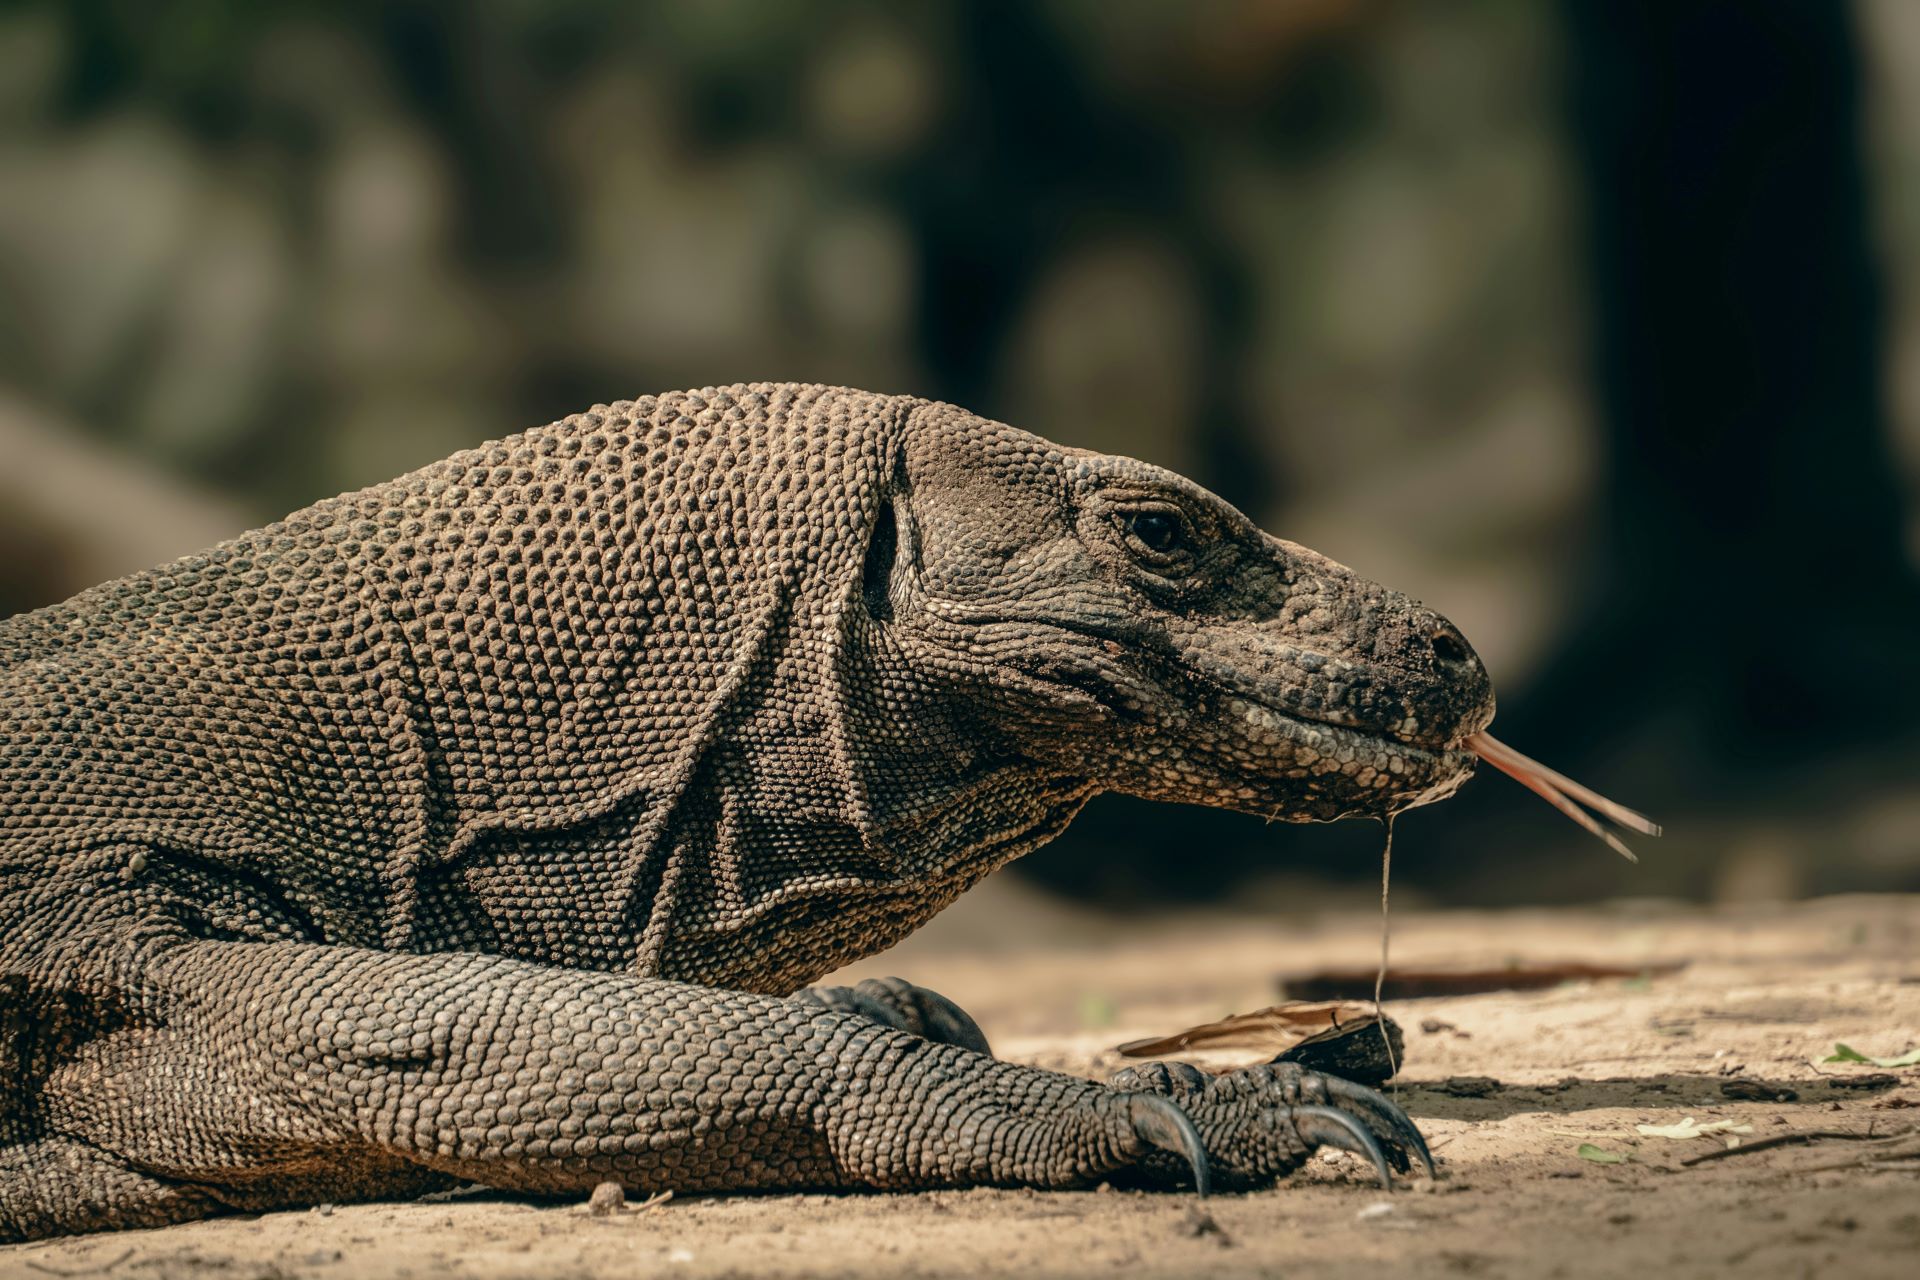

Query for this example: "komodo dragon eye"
[1124,510,1186,555]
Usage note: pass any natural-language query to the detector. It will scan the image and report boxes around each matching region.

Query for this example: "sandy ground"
[7,886,1919,1280]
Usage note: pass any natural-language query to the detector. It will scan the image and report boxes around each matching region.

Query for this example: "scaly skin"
[0,384,1491,1240]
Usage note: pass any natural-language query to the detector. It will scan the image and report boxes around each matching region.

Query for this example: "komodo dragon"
[0,383,1494,1240]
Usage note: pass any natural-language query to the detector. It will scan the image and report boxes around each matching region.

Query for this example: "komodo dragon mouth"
[922,599,1487,822]
[1170,634,1491,820]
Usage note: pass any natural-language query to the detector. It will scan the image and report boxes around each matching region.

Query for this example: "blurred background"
[2,1,1917,910]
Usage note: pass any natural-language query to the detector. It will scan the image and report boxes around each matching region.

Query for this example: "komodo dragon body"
[0,384,1493,1240]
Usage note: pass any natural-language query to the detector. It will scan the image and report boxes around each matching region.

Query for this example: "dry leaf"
[1115,1001,1378,1057]
[1635,1117,1754,1141]
[1115,1000,1404,1084]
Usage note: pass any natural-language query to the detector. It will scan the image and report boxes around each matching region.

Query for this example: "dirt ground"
[7,885,1919,1280]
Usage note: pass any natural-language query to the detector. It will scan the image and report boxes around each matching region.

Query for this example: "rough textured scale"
[0,384,1493,1239]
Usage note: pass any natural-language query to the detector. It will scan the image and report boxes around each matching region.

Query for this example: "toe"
[1289,1105,1394,1188]
[1122,1094,1212,1197]
[1267,1064,1430,1177]
[1219,1063,1433,1181]
[1108,1060,1210,1098]
[1318,1076,1434,1178]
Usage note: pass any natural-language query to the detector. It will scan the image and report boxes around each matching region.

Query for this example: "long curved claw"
[1321,1077,1435,1178]
[1127,1094,1212,1198]
[1292,1105,1394,1189]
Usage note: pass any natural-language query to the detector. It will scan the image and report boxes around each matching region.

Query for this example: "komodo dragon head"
[869,400,1497,827]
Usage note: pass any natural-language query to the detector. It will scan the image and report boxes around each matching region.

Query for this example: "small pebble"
[588,1181,625,1216]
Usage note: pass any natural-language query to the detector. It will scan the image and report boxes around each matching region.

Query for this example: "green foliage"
[1824,1043,1920,1069]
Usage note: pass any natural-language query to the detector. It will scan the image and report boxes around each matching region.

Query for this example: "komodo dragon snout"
[885,405,1497,824]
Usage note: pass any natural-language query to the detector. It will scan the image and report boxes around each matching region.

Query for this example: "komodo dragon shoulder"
[0,383,1492,1240]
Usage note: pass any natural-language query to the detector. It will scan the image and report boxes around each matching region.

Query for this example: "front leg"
[10,938,1199,1239]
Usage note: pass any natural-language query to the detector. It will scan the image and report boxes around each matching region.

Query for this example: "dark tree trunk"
[1422,0,1920,898]
[1544,0,1916,760]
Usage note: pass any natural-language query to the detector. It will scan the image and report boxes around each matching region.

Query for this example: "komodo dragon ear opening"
[860,450,917,624]
[862,500,899,622]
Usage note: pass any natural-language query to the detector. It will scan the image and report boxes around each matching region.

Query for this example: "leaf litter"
[1635,1117,1754,1141]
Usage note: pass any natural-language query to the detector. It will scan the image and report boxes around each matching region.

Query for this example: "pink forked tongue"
[1463,731,1661,863]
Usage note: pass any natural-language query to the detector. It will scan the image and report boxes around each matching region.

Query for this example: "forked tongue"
[1463,731,1661,863]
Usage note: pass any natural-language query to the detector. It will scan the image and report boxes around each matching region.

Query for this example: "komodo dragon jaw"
[882,403,1497,825]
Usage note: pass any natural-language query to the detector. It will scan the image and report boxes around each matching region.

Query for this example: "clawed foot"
[1107,1060,1433,1195]
[800,984,1425,1198]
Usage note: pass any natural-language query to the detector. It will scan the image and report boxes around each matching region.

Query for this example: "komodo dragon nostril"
[1429,624,1470,666]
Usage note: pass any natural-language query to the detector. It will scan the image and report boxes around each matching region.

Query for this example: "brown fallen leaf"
[1116,1001,1405,1084]
[1116,1000,1380,1057]
[1277,959,1688,1002]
